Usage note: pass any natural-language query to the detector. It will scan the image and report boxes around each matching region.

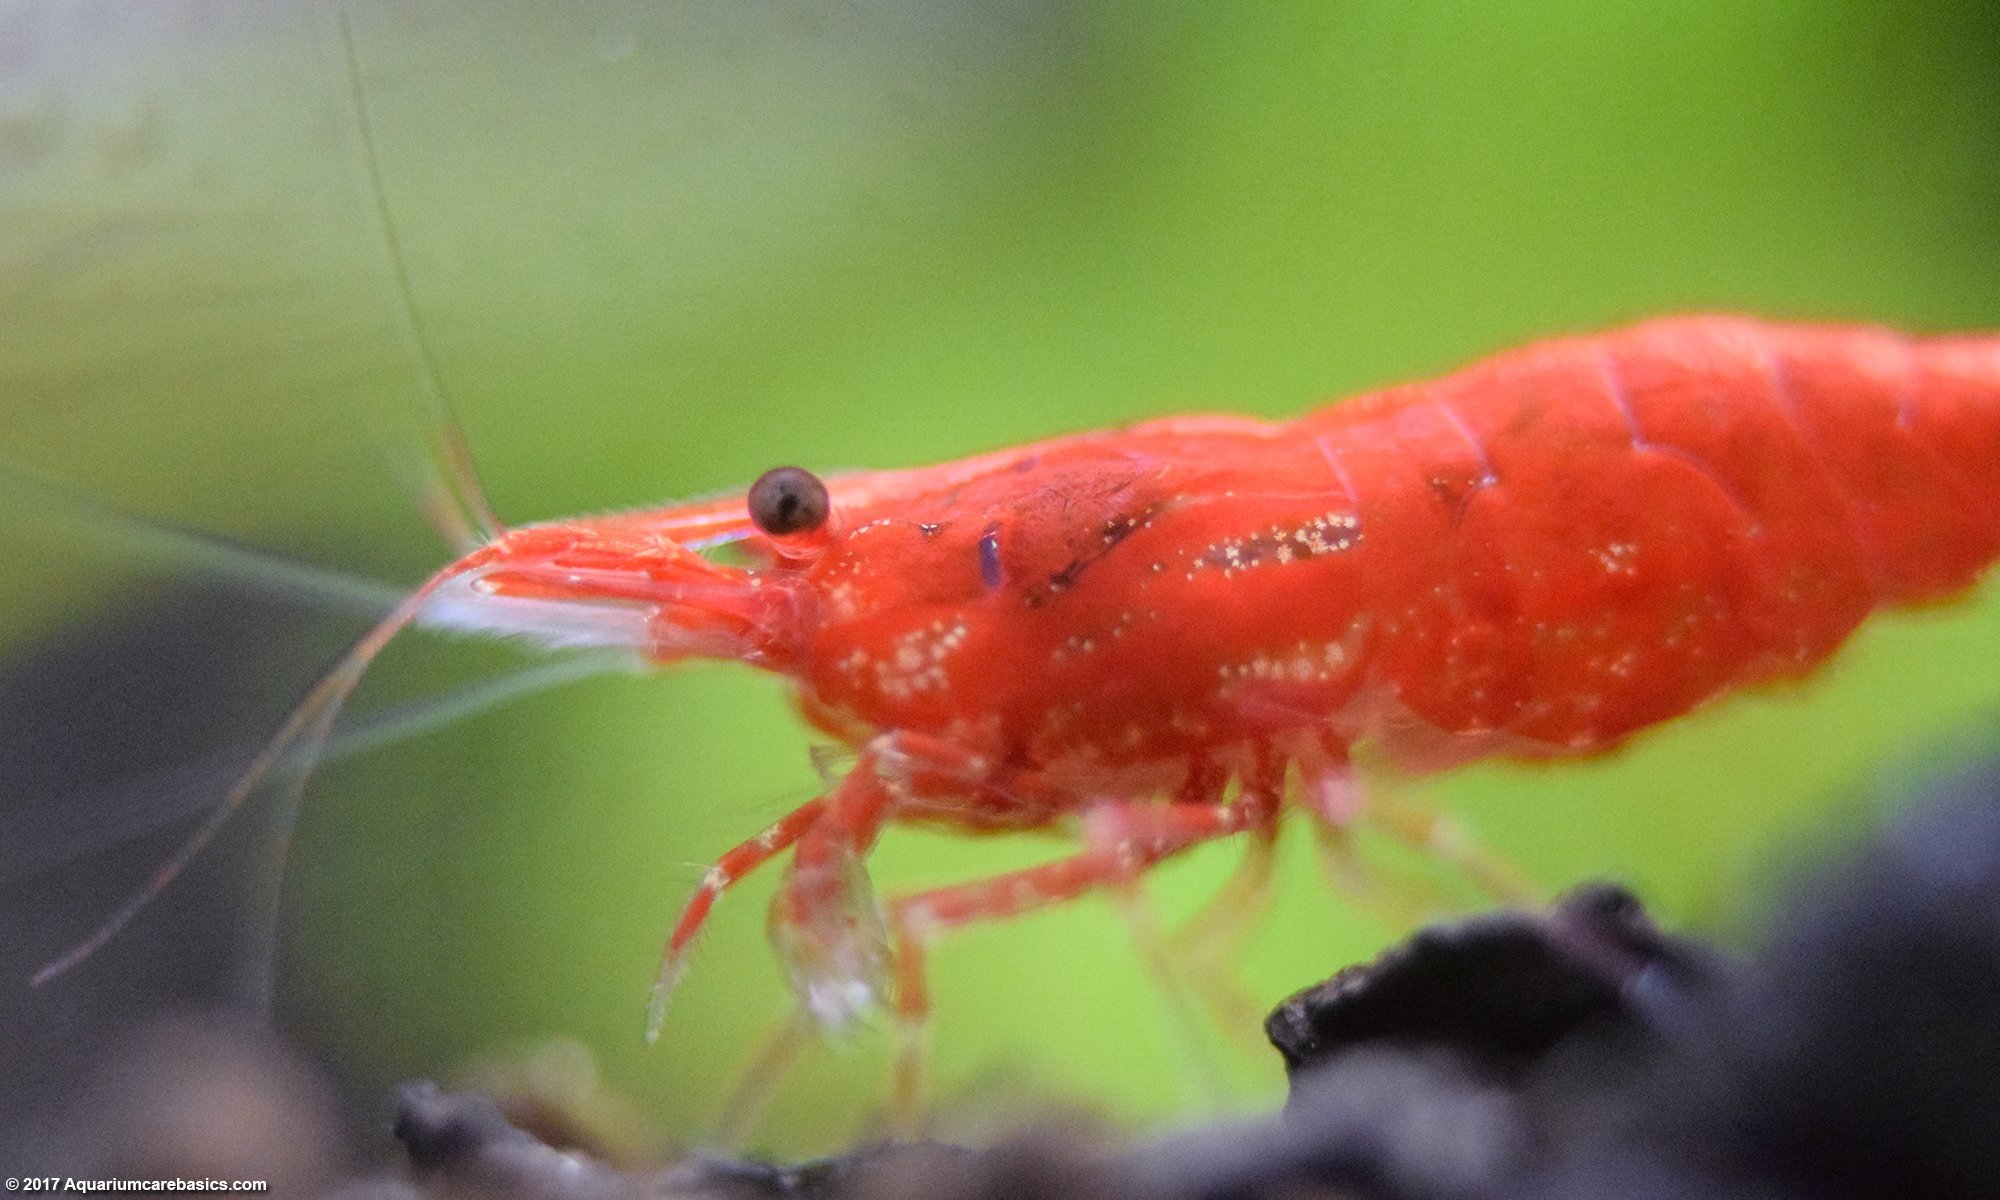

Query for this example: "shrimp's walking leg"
[710,1004,814,1149]
[1295,740,1541,920]
[646,799,826,1040]
[1098,759,1265,1098]
[1102,883,1232,1103]
[1164,826,1282,1039]
[692,727,1017,1141]
[1173,828,1279,964]
[764,731,1261,1131]
[1163,754,1287,1040]
[765,732,1077,1032]
[1369,789,1542,907]
[1294,742,1448,928]
[885,798,1268,1130]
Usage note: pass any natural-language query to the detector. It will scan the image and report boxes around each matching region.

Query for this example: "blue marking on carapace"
[979,523,1004,591]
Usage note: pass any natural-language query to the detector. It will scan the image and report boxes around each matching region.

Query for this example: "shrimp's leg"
[1294,744,1450,928]
[764,732,1276,1130]
[1368,789,1543,907]
[1100,759,1269,1099]
[1104,818,1278,1091]
[1165,825,1282,1038]
[1103,882,1232,1103]
[1160,753,1287,1042]
[1295,742,1541,920]
[763,732,1077,1035]
[764,766,899,1038]
[710,1004,814,1149]
[651,731,1069,1133]
[646,799,826,1041]
[884,797,1269,1131]
[1173,826,1280,964]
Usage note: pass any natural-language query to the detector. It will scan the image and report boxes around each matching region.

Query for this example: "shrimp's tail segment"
[1717,322,2000,605]
[1902,331,2000,592]
[1795,325,2000,603]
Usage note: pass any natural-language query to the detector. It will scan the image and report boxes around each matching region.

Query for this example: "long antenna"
[24,10,529,1003]
[31,580,444,988]
[0,454,408,620]
[8,653,623,886]
[230,651,621,1013]
[338,7,503,552]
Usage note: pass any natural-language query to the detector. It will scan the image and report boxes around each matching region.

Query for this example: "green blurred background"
[3,0,1999,1158]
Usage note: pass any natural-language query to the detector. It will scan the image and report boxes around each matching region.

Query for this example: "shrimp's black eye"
[748,466,829,537]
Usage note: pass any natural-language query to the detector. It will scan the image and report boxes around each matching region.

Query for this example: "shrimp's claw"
[769,845,893,1034]
[758,753,903,1033]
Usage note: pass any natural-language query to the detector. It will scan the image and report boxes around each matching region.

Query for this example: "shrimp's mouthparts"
[418,527,811,669]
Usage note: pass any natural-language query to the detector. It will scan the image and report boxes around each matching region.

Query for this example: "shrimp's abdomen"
[1306,316,2000,756]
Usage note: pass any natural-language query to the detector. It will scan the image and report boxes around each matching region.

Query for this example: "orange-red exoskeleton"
[41,314,2000,1112]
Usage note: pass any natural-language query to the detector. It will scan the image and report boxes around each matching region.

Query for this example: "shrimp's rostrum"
[46,315,2000,1104]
